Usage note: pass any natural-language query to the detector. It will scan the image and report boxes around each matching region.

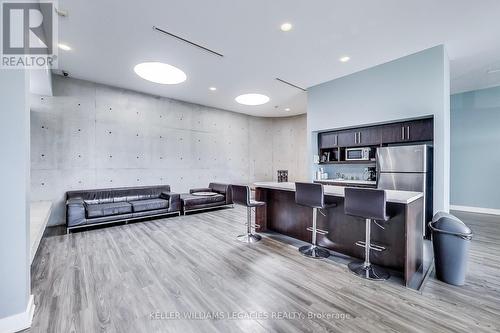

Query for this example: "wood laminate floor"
[28,208,500,333]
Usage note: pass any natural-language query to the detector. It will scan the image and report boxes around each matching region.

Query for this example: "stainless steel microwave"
[345,147,371,161]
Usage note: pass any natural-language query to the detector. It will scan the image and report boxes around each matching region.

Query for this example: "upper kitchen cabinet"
[357,126,381,146]
[381,122,406,144]
[381,118,433,144]
[338,127,381,147]
[319,131,338,148]
[337,129,358,147]
[405,118,433,142]
[318,117,433,149]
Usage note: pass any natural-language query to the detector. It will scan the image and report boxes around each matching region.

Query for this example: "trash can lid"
[432,216,473,235]
[432,211,461,223]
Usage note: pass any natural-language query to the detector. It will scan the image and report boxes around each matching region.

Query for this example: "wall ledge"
[451,205,500,216]
[0,295,34,333]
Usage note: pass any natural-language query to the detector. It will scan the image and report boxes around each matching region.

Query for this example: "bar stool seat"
[295,182,337,259]
[231,185,264,243]
[344,187,391,280]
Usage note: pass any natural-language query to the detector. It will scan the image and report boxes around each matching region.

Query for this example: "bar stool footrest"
[354,241,386,252]
[306,227,328,235]
[244,223,261,230]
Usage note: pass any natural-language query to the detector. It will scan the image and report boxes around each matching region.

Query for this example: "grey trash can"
[428,212,473,286]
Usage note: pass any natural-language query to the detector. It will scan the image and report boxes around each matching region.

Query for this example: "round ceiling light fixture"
[339,56,350,63]
[209,87,217,91]
[235,93,270,106]
[58,43,71,51]
[284,107,291,111]
[280,22,293,32]
[134,62,187,84]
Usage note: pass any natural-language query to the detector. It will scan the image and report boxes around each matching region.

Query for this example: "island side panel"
[255,187,268,231]
[264,189,313,243]
[405,196,424,288]
[318,197,407,271]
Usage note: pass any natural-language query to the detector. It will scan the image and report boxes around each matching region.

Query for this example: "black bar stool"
[295,182,337,259]
[231,185,264,243]
[344,187,391,280]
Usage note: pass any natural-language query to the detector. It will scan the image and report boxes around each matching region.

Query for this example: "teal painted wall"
[451,86,500,209]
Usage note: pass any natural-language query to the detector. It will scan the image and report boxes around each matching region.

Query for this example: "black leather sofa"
[181,183,233,215]
[66,185,181,232]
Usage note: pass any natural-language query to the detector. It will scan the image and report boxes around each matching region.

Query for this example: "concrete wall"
[0,69,32,326]
[307,45,450,213]
[450,85,500,210]
[31,76,307,226]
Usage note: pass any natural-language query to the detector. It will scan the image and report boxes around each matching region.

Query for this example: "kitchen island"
[254,182,427,289]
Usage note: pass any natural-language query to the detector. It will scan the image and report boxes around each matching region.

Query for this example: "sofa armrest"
[225,185,233,205]
[66,197,86,227]
[206,183,233,205]
[161,192,181,213]
[189,187,212,194]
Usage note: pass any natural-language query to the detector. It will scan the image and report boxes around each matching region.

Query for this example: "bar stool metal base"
[348,261,390,280]
[237,233,262,243]
[299,245,330,259]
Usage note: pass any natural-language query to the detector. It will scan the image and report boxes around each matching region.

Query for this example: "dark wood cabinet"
[319,132,338,148]
[337,130,357,147]
[381,123,406,144]
[381,118,433,144]
[405,119,433,142]
[337,127,381,147]
[357,126,381,146]
[318,118,433,152]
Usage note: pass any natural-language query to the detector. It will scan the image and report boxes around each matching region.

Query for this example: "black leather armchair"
[182,183,233,214]
[66,185,181,233]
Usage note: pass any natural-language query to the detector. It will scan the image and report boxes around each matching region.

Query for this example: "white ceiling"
[56,0,500,117]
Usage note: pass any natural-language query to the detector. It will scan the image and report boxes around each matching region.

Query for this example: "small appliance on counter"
[364,166,377,181]
[345,147,371,161]
[277,170,288,182]
[315,168,328,180]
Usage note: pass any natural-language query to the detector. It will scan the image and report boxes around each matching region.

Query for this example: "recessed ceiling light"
[235,93,270,106]
[280,22,293,32]
[58,43,71,51]
[339,56,350,63]
[284,108,291,111]
[487,68,500,74]
[209,87,217,91]
[134,62,187,84]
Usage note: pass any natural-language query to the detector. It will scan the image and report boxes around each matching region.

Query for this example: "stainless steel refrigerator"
[376,144,433,237]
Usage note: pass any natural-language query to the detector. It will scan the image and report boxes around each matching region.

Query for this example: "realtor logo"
[1,1,57,68]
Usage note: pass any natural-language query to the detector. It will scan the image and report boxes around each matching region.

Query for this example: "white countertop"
[315,179,377,186]
[254,182,423,204]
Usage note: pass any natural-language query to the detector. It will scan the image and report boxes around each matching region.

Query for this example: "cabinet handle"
[358,131,361,143]
[335,134,338,146]
[401,126,405,140]
[354,132,357,144]
[407,126,410,140]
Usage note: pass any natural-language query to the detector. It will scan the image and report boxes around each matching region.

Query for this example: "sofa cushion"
[129,198,169,212]
[86,202,132,218]
[182,194,225,208]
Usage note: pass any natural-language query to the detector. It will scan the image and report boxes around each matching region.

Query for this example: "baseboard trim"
[0,295,35,333]
[450,205,500,216]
